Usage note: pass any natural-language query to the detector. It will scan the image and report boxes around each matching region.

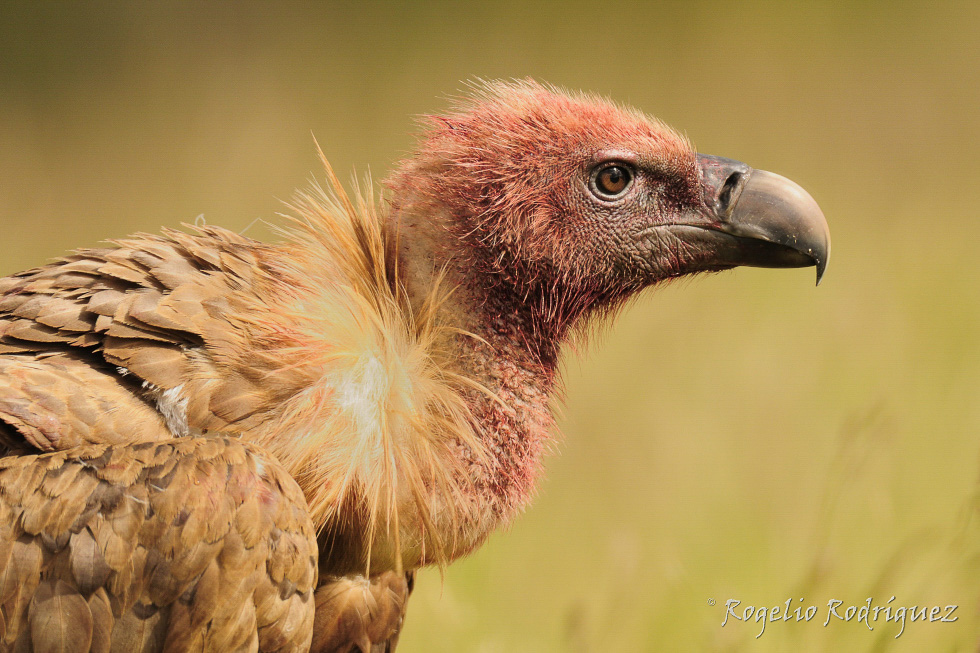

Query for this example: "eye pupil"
[594,165,632,197]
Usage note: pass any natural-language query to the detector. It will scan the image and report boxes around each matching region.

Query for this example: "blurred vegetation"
[2,1,979,650]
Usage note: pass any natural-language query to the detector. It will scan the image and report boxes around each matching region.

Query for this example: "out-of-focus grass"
[2,2,979,650]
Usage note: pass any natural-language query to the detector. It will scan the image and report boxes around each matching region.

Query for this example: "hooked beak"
[693,154,830,285]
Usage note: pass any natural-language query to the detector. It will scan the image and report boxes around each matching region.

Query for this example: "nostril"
[716,171,743,215]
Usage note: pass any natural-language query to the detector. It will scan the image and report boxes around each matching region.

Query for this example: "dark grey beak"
[697,154,831,285]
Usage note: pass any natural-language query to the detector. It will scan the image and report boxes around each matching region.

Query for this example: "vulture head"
[388,80,829,347]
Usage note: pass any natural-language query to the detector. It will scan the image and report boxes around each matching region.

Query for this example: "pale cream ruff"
[245,156,494,575]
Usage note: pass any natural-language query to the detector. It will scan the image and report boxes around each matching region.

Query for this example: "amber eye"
[591,164,633,199]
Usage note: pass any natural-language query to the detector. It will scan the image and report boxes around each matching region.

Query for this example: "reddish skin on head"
[385,81,710,523]
[390,82,703,358]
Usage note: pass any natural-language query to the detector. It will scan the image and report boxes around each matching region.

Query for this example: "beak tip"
[813,236,830,287]
[814,248,828,286]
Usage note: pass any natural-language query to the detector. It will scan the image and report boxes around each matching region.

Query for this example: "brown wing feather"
[310,572,413,653]
[0,353,172,452]
[0,437,317,652]
[0,228,289,449]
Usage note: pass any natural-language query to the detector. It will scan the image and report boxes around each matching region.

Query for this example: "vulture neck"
[389,205,563,512]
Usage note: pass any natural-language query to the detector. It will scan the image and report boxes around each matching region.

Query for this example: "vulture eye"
[591,164,633,200]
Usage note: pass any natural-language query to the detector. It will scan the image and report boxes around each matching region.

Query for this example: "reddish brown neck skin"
[389,202,581,515]
[392,204,628,365]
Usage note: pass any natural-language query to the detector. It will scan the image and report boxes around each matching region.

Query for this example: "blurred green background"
[2,2,979,650]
